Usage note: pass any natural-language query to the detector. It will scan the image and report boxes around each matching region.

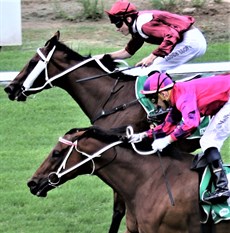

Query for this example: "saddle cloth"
[135,75,210,139]
[200,165,230,224]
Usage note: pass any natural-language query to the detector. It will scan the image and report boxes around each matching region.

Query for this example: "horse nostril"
[4,86,13,94]
[27,180,37,189]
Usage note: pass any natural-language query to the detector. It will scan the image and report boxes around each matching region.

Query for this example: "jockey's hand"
[128,132,147,143]
[135,54,157,67]
[151,136,173,153]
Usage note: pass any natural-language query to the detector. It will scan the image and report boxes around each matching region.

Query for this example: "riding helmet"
[105,1,138,27]
[141,72,174,95]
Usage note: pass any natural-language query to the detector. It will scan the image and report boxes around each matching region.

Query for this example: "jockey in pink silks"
[129,72,230,204]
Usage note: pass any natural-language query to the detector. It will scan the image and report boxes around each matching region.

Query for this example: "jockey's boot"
[203,148,230,204]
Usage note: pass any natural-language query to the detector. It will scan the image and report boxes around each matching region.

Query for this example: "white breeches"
[200,98,230,153]
[125,27,207,76]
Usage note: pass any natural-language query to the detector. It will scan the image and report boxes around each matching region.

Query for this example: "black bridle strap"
[91,98,140,124]
[153,133,175,206]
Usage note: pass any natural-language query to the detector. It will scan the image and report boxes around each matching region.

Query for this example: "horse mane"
[65,126,193,162]
[48,38,135,80]
[56,40,91,61]
[65,127,91,135]
[64,126,126,143]
[79,126,189,160]
[79,126,125,143]
[100,54,118,72]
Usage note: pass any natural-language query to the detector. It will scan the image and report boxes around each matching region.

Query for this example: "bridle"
[48,136,123,186]
[21,45,113,94]
[49,125,159,186]
[21,44,141,123]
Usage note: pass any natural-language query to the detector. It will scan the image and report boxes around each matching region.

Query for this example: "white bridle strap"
[22,60,47,91]
[54,137,123,179]
[22,45,114,92]
[22,46,56,91]
[58,137,77,146]
[126,126,156,155]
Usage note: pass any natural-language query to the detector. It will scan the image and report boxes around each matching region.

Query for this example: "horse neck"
[55,68,146,127]
[94,146,175,198]
[77,132,196,202]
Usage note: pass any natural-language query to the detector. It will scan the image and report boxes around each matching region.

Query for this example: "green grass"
[0,27,229,233]
[0,88,123,233]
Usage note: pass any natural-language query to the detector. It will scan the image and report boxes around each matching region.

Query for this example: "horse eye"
[52,150,60,157]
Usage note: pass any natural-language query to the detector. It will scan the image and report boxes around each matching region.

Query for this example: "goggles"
[114,20,123,28]
[145,93,159,104]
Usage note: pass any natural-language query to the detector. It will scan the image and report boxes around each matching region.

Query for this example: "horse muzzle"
[4,84,27,101]
[27,178,54,197]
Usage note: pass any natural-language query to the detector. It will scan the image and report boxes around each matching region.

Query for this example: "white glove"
[128,132,147,143]
[151,136,172,153]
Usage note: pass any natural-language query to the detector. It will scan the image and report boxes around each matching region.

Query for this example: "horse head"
[5,31,115,102]
[27,126,123,197]
[27,127,89,197]
[4,31,61,101]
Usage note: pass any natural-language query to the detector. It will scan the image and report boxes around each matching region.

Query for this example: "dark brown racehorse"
[4,31,201,233]
[27,126,230,233]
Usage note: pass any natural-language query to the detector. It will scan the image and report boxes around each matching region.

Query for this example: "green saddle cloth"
[135,76,210,139]
[135,75,156,113]
[200,165,230,224]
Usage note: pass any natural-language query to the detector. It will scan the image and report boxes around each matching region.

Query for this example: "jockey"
[129,71,230,204]
[103,0,207,74]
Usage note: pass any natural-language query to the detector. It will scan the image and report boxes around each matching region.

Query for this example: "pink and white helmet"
[141,72,174,95]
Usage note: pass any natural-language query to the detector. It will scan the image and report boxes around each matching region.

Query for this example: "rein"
[48,136,123,186]
[75,65,137,83]
[126,126,175,206]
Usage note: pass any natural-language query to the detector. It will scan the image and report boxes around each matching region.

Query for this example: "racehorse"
[27,126,230,233]
[4,31,201,232]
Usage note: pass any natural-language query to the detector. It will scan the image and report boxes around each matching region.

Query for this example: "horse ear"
[55,31,60,40]
[44,31,60,47]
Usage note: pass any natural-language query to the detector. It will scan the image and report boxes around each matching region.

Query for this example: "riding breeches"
[200,98,230,153]
[151,27,207,72]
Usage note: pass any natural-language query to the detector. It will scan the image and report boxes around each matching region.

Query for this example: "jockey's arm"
[109,48,132,60]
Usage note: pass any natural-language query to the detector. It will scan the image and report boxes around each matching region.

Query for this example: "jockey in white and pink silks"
[129,72,230,204]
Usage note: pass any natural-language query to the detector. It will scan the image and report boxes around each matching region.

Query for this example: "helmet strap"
[123,14,137,32]
[120,3,137,31]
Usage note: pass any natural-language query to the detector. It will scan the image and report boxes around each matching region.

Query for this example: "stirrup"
[203,189,230,204]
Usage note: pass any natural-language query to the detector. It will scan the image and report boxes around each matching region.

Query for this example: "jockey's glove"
[151,136,172,153]
[128,132,147,143]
